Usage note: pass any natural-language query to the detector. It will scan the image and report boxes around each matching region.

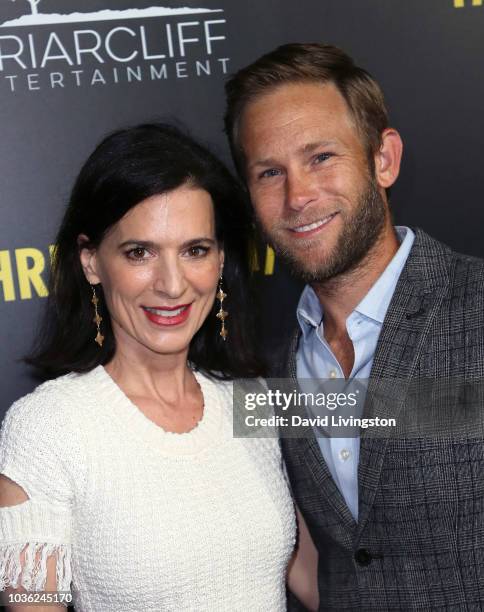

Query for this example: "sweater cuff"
[0,499,71,544]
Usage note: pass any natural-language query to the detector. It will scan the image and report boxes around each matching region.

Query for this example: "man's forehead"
[243,80,350,118]
[241,82,356,138]
[242,112,359,166]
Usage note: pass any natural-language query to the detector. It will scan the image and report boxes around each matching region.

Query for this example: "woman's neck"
[104,347,194,406]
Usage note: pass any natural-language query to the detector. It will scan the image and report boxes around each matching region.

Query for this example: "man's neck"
[312,223,400,335]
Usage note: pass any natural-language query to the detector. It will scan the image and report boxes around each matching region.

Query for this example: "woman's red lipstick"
[142,303,192,327]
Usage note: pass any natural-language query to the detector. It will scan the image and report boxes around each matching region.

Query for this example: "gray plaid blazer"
[281,229,484,611]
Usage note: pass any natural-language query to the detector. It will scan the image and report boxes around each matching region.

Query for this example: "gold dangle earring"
[91,285,104,347]
[216,274,228,340]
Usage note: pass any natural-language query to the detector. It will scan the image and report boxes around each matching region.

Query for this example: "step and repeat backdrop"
[1,0,483,412]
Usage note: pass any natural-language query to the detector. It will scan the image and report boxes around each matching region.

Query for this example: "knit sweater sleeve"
[0,382,75,593]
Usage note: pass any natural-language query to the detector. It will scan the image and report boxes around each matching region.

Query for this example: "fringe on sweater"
[0,542,71,592]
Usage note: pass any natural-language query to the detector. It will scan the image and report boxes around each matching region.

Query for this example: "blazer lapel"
[286,330,357,532]
[356,229,452,537]
[296,436,358,531]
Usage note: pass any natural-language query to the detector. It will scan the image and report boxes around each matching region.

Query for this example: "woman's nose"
[152,258,188,298]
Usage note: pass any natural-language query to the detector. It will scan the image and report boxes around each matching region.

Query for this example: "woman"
[0,124,318,611]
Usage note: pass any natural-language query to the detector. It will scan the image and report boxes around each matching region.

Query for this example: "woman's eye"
[126,247,149,260]
[186,246,209,258]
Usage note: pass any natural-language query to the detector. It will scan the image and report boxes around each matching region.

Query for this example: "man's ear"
[374,128,403,189]
[78,234,101,285]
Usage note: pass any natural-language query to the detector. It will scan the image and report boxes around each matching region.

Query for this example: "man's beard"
[261,176,387,284]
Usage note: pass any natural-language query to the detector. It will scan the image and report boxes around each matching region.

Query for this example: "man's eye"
[314,152,333,164]
[186,246,209,258]
[126,247,149,260]
[259,168,282,179]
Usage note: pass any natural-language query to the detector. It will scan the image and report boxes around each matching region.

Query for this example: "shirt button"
[329,370,337,378]
[340,449,351,461]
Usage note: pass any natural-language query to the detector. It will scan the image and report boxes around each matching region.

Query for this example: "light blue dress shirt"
[295,226,415,521]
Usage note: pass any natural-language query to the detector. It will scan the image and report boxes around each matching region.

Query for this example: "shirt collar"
[296,284,323,338]
[354,226,414,323]
[296,226,415,334]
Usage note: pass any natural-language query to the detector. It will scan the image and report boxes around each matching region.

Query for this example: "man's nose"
[153,257,188,298]
[285,169,318,213]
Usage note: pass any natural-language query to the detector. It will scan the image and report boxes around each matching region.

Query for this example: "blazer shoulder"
[448,246,484,295]
[410,228,484,293]
[451,248,484,271]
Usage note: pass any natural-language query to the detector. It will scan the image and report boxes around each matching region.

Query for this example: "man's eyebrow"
[248,141,338,170]
[299,140,338,154]
[248,157,280,171]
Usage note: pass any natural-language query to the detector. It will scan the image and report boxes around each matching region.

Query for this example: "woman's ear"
[78,234,101,285]
[374,128,403,189]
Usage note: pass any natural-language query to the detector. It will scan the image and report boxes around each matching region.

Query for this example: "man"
[224,43,484,610]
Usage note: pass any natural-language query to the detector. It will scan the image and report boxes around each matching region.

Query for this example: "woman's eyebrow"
[117,239,158,249]
[181,237,217,248]
[117,237,216,249]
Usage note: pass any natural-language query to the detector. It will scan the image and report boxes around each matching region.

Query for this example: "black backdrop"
[1,0,483,413]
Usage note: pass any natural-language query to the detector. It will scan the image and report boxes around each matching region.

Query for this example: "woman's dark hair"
[26,123,264,380]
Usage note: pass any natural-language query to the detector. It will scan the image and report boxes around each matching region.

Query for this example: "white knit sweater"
[0,366,296,611]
